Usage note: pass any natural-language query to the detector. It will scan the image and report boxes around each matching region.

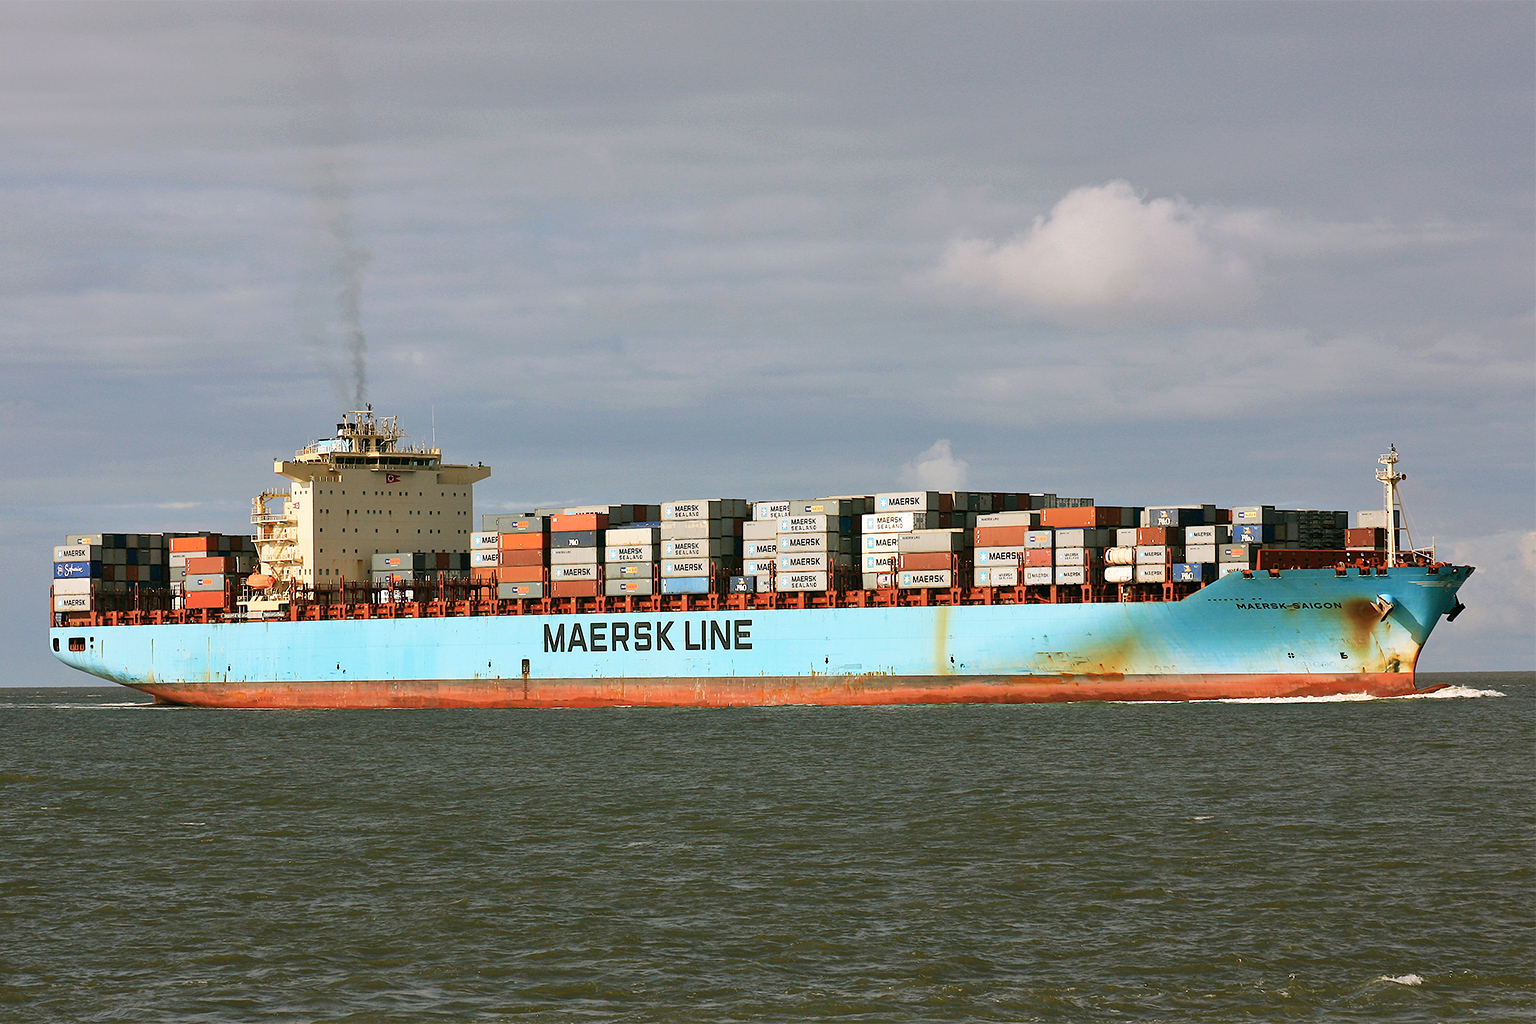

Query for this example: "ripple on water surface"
[0,675,1530,1022]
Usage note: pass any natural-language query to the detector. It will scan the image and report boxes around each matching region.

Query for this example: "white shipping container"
[778,532,834,552]
[54,545,100,562]
[1103,546,1135,565]
[1357,509,1401,529]
[973,547,1027,566]
[1136,545,1179,564]
[862,552,898,572]
[743,558,778,575]
[742,539,778,558]
[753,500,793,521]
[662,538,726,559]
[976,511,1037,527]
[659,520,714,540]
[861,572,896,590]
[1103,564,1135,584]
[777,552,833,573]
[862,511,935,534]
[1115,528,1140,546]
[1184,525,1231,545]
[742,520,777,540]
[898,569,952,589]
[470,532,499,550]
[1054,528,1110,548]
[550,548,600,565]
[1054,565,1087,585]
[776,571,828,592]
[604,545,655,563]
[661,499,722,521]
[1024,530,1054,550]
[1219,564,1250,578]
[875,491,942,512]
[53,594,92,612]
[1055,546,1088,567]
[974,566,1019,587]
[778,515,835,534]
[1023,566,1054,586]
[605,579,654,597]
[609,562,650,579]
[660,558,712,578]
[606,526,660,545]
[52,578,92,595]
[896,530,966,553]
[470,550,501,568]
[1185,544,1219,564]
[1135,563,1169,583]
[550,563,601,581]
[862,533,904,553]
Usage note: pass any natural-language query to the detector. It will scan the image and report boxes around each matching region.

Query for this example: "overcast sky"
[4,2,1532,680]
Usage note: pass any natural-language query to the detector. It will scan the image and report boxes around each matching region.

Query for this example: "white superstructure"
[252,409,491,589]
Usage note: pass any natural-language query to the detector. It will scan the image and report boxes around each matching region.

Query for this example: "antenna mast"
[1376,445,1406,567]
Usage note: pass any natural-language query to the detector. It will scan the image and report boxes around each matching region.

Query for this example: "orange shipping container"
[184,590,228,609]
[498,532,545,551]
[1136,527,1172,545]
[185,555,234,573]
[1041,506,1123,528]
[899,551,954,571]
[496,565,544,584]
[498,549,543,567]
[973,525,1031,547]
[552,580,601,598]
[471,567,498,585]
[170,536,217,553]
[1025,549,1053,567]
[549,512,608,532]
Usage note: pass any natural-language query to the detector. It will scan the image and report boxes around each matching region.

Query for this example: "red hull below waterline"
[135,673,1444,709]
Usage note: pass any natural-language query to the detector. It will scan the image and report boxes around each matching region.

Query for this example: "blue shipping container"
[54,561,101,579]
[1232,524,1277,544]
[661,576,712,595]
[1146,507,1206,528]
[1171,563,1213,582]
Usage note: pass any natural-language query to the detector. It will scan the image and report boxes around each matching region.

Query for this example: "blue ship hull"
[49,567,1471,707]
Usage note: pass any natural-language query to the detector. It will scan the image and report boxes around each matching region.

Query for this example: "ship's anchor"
[1447,600,1466,622]
[1371,595,1395,621]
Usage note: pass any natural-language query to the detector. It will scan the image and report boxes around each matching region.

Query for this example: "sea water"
[0,673,1530,1022]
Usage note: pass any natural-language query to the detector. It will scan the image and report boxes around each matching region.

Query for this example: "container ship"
[48,412,1471,707]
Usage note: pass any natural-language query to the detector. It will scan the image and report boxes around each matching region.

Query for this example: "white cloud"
[899,440,968,490]
[932,181,1445,328]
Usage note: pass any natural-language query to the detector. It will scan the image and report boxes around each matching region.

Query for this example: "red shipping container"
[1041,506,1122,528]
[552,580,601,598]
[496,565,544,583]
[184,590,228,609]
[1345,527,1386,548]
[973,525,1031,547]
[471,567,498,584]
[1136,527,1172,545]
[498,532,544,551]
[170,536,217,553]
[498,549,544,567]
[549,513,608,532]
[1024,549,1054,566]
[185,555,234,574]
[899,551,953,571]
